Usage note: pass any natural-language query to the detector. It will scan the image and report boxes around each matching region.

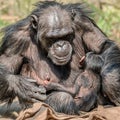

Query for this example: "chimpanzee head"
[30,1,91,65]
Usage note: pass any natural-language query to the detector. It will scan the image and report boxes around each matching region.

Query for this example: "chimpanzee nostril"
[56,42,68,52]
[53,41,71,57]
[63,44,68,50]
[56,41,65,47]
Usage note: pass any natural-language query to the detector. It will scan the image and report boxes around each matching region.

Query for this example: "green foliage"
[0,19,9,28]
[87,3,120,41]
[94,7,120,36]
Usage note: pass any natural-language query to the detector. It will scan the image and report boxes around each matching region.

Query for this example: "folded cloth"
[16,102,120,120]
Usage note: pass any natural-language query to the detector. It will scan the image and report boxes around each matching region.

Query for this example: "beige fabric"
[16,102,120,120]
[0,101,120,120]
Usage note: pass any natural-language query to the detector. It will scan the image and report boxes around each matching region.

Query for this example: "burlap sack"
[0,101,120,120]
[17,102,120,120]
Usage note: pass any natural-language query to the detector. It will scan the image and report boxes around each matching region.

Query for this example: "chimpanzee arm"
[85,41,115,73]
[80,15,108,54]
[0,54,46,108]
[0,19,47,108]
[44,81,80,97]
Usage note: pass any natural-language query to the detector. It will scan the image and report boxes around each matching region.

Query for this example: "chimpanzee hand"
[43,80,65,91]
[43,80,55,91]
[43,80,71,93]
[7,75,47,108]
[85,52,104,73]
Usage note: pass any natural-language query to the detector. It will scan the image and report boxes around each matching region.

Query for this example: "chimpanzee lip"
[54,53,70,61]
[48,51,72,65]
[53,53,71,65]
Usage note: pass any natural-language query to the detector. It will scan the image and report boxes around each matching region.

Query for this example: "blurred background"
[0,0,120,42]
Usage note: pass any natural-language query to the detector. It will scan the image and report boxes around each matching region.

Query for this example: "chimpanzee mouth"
[48,48,72,65]
[52,53,71,65]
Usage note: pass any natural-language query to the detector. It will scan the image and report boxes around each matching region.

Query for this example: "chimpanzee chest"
[20,58,81,86]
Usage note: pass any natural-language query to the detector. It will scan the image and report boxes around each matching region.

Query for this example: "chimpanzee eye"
[64,33,74,41]
[45,38,56,47]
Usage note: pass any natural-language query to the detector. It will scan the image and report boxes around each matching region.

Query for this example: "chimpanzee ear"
[71,9,76,20]
[30,15,38,30]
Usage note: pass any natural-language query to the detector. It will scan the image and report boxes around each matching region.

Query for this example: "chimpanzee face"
[31,6,75,65]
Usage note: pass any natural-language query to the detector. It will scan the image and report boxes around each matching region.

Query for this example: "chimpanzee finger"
[39,85,46,94]
[26,78,37,83]
[30,85,46,94]
[79,56,85,65]
[26,78,40,86]
[17,88,47,103]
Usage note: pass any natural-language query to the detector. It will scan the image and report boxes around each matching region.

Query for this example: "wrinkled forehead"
[39,6,72,29]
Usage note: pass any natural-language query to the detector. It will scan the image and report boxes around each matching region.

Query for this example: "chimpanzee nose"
[56,41,65,47]
[56,41,67,51]
[55,41,69,56]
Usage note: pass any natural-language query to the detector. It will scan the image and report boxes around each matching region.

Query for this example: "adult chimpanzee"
[0,1,120,115]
